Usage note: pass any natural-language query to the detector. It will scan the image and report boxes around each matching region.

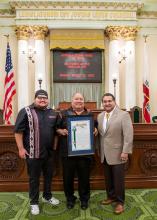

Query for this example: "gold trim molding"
[0,9,15,17]
[138,11,157,19]
[15,25,48,40]
[10,1,143,11]
[105,26,139,41]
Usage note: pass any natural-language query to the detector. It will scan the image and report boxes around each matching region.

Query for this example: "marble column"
[125,40,136,110]
[108,40,120,104]
[32,26,48,91]
[105,26,139,109]
[15,26,30,110]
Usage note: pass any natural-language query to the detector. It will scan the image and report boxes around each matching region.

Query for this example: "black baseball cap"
[35,89,48,99]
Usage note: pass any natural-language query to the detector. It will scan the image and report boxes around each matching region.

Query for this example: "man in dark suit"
[97,93,133,215]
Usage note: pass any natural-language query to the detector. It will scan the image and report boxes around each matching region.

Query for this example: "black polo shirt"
[14,104,58,158]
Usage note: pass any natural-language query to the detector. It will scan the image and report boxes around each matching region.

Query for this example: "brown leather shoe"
[114,204,124,214]
[101,198,116,205]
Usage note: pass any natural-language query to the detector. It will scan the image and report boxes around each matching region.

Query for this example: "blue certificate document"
[67,115,94,156]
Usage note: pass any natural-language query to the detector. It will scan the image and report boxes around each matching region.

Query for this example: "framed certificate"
[67,115,94,156]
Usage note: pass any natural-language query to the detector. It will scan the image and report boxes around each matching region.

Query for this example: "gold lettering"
[60,11,69,18]
[17,9,135,20]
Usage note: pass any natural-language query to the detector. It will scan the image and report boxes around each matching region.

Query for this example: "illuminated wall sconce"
[27,45,36,63]
[118,49,132,64]
[38,74,43,89]
[22,45,36,63]
[118,49,127,63]
[112,74,117,99]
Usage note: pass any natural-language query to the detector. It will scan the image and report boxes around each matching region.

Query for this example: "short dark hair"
[101,93,115,102]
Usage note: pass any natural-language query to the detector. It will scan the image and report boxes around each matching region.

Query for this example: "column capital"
[30,26,49,40]
[105,26,139,41]
[15,25,30,40]
[15,25,49,40]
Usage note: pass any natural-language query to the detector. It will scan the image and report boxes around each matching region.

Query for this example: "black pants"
[103,157,125,204]
[62,157,91,203]
[26,156,54,205]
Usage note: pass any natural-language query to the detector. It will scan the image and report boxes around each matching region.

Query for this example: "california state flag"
[143,39,151,123]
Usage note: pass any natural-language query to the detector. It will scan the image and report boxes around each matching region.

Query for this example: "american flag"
[3,42,16,124]
[143,40,151,123]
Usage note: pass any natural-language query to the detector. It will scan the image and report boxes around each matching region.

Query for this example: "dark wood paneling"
[0,109,3,124]
[0,121,157,191]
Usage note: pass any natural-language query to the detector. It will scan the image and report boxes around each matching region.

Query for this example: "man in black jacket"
[14,89,59,215]
[57,92,97,210]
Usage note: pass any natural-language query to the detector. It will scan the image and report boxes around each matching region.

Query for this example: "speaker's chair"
[152,116,157,123]
[130,106,142,123]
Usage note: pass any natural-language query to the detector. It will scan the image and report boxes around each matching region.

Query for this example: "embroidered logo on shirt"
[49,115,56,119]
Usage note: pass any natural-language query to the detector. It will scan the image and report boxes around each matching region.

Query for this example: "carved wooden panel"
[0,143,25,179]
[140,148,157,175]
[0,151,25,179]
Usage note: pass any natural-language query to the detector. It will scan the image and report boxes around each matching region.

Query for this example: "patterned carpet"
[0,189,157,220]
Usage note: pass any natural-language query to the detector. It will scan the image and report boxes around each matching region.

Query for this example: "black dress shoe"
[81,201,88,210]
[67,202,74,209]
[66,195,77,209]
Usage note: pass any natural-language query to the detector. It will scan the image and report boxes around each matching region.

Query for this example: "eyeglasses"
[36,96,48,100]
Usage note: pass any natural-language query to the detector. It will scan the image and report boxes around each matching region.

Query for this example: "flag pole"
[143,35,148,43]
[142,34,151,123]
[3,34,16,125]
[4,34,9,43]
